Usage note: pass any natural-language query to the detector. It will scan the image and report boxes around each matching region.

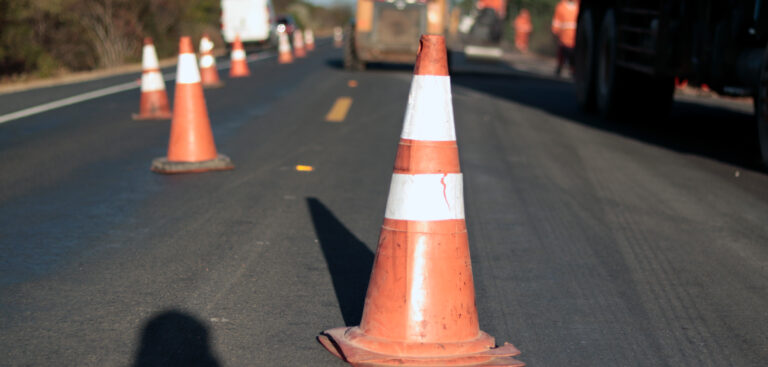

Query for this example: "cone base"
[318,327,524,367]
[202,81,225,89]
[132,112,172,121]
[151,154,234,174]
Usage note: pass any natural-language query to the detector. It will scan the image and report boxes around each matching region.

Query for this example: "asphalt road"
[1,40,767,366]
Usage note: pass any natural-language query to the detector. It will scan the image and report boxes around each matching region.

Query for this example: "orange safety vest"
[514,11,532,33]
[551,0,579,48]
[477,0,506,18]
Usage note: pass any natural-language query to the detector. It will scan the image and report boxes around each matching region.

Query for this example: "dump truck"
[344,0,448,70]
[574,1,768,166]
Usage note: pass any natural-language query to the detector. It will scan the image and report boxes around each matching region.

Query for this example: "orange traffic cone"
[133,37,171,120]
[229,34,250,77]
[317,35,524,367]
[278,31,294,64]
[199,34,224,88]
[293,30,306,58]
[304,29,315,51]
[151,36,234,174]
[333,26,343,48]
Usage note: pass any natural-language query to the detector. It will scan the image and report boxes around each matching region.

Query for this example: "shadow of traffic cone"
[199,34,224,88]
[333,26,343,48]
[151,36,234,174]
[278,31,293,64]
[293,30,306,58]
[133,37,171,120]
[304,29,315,51]
[317,35,524,367]
[229,34,250,77]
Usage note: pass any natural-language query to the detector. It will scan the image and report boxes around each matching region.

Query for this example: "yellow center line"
[325,97,353,122]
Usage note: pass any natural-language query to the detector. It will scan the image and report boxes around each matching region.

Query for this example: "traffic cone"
[151,36,234,174]
[133,37,171,120]
[317,35,524,367]
[293,30,306,58]
[333,26,343,48]
[229,34,250,77]
[199,34,224,88]
[278,31,293,64]
[304,29,315,51]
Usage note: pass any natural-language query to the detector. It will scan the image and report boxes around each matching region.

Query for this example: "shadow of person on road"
[132,310,220,367]
[307,197,374,326]
[450,72,764,172]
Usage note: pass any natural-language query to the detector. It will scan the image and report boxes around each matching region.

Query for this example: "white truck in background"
[220,0,276,47]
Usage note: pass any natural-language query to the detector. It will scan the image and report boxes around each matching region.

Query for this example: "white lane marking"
[0,51,275,125]
[384,173,465,221]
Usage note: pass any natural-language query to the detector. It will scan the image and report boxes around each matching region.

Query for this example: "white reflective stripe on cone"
[279,34,292,51]
[401,75,456,141]
[176,54,201,84]
[200,54,216,68]
[231,49,246,60]
[141,71,166,92]
[200,38,214,53]
[384,173,465,221]
[142,45,160,69]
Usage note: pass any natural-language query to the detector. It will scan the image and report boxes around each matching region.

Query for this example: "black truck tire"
[756,43,768,167]
[344,25,365,71]
[574,7,597,112]
[596,9,626,118]
[596,9,674,119]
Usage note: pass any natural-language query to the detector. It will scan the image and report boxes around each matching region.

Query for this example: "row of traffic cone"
[134,29,317,174]
[137,30,524,366]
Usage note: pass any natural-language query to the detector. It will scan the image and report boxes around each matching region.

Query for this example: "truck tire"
[596,9,673,119]
[574,7,597,112]
[756,44,768,167]
[596,9,628,118]
[344,25,366,71]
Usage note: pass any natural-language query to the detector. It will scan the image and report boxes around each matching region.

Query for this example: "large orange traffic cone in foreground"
[151,37,233,174]
[229,34,250,77]
[304,29,315,51]
[293,30,306,58]
[199,34,224,88]
[133,37,171,120]
[278,31,293,64]
[317,35,524,367]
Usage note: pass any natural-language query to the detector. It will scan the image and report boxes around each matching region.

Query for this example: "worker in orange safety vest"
[551,0,579,76]
[514,9,532,53]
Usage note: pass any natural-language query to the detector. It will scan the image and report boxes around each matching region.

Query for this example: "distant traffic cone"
[199,34,224,88]
[304,29,315,51]
[133,37,171,120]
[293,30,306,58]
[278,31,294,64]
[151,36,233,174]
[333,26,343,48]
[229,34,250,77]
[317,35,524,367]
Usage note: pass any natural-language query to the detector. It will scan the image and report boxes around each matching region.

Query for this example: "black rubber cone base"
[151,154,234,174]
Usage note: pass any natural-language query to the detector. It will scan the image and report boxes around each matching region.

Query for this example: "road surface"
[1,40,767,366]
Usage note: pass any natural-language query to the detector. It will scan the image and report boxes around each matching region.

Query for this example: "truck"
[344,0,449,70]
[574,0,768,166]
[220,0,277,47]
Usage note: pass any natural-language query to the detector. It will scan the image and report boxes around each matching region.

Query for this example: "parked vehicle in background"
[220,0,276,47]
[574,0,768,167]
[344,0,449,70]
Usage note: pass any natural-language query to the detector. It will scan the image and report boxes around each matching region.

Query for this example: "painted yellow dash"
[325,97,353,122]
[348,80,358,87]
[295,165,314,172]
